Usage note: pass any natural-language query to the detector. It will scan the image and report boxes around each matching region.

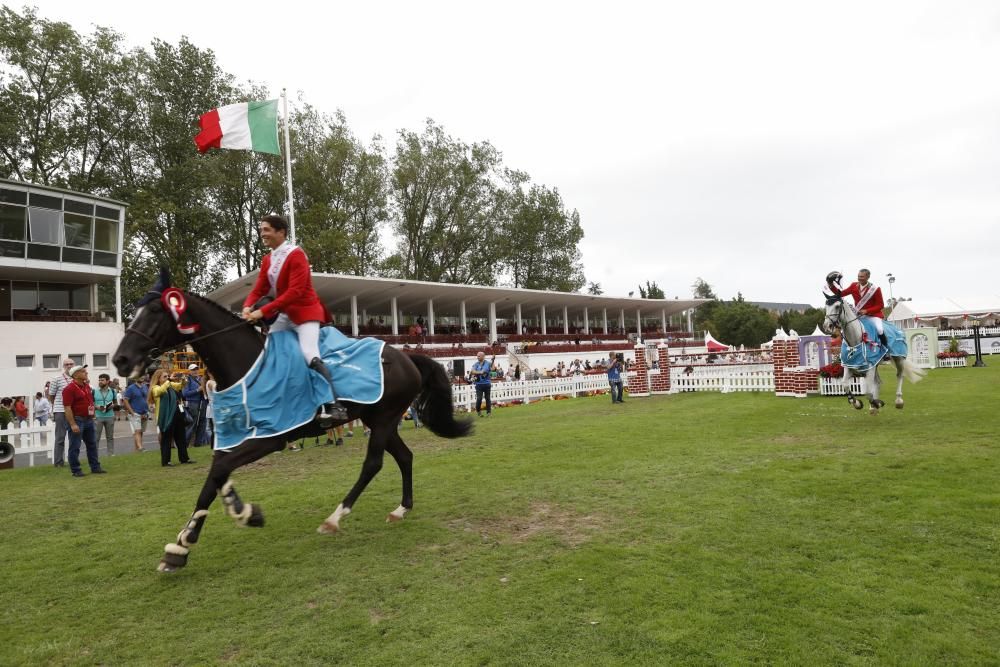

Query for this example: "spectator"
[471,351,493,417]
[122,375,150,453]
[93,373,118,455]
[149,369,194,467]
[34,302,49,316]
[14,396,28,426]
[514,364,521,381]
[182,364,209,447]
[33,391,51,425]
[607,354,625,404]
[63,365,106,477]
[48,358,75,467]
[205,371,217,446]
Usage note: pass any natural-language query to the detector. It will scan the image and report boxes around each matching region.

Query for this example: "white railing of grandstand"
[819,376,867,396]
[1,420,56,467]
[452,375,611,411]
[670,363,774,394]
[938,326,1000,338]
[937,357,967,368]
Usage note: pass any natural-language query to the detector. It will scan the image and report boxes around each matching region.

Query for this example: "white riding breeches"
[269,314,320,363]
[861,315,884,336]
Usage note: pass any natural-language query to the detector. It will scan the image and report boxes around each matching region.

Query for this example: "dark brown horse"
[113,270,471,572]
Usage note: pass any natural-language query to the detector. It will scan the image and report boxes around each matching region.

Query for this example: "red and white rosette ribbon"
[161,287,200,335]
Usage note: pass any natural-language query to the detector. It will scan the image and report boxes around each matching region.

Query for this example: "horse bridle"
[825,295,860,332]
[124,290,256,367]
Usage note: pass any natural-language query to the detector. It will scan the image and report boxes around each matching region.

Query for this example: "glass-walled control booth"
[0,179,125,322]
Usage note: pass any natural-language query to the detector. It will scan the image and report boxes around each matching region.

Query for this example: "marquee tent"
[887,297,1000,329]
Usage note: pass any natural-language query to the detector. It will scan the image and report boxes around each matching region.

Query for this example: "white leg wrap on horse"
[164,543,190,556]
[387,505,408,521]
[220,481,253,526]
[177,509,208,547]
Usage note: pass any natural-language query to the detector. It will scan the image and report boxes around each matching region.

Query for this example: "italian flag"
[194,99,280,155]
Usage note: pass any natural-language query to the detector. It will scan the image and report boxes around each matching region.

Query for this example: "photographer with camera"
[93,373,119,455]
[607,353,626,404]
[471,351,493,417]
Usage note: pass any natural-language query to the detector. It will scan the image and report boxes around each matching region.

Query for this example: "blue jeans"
[68,417,101,474]
[610,380,624,403]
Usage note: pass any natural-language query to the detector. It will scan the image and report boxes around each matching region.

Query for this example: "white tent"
[888,297,1000,329]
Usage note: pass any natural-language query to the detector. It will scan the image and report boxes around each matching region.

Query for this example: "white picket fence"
[452,374,612,411]
[670,364,775,394]
[819,376,867,396]
[1,420,56,467]
[937,357,967,368]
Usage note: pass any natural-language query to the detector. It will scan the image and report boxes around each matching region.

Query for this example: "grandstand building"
[209,273,708,378]
[0,178,126,397]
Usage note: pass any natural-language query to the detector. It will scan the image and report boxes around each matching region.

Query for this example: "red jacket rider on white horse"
[242,214,347,421]
[827,268,888,347]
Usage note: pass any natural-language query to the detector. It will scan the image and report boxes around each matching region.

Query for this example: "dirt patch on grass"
[448,502,604,547]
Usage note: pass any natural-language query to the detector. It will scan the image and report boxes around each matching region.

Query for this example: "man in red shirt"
[63,365,106,477]
[829,268,888,346]
[242,214,347,420]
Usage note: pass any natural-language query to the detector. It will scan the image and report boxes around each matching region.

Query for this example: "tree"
[499,171,585,292]
[391,119,501,284]
[707,300,777,348]
[777,307,825,336]
[292,105,388,276]
[116,37,237,311]
[586,282,603,295]
[0,7,81,184]
[692,277,717,299]
[638,280,664,299]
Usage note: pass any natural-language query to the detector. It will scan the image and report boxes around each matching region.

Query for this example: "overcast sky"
[31,0,1000,306]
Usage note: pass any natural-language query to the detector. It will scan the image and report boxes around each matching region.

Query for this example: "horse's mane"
[183,289,265,341]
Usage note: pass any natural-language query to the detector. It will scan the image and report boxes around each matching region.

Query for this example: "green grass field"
[2,365,998,665]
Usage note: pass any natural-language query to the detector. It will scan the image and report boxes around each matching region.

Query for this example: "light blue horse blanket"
[212,328,385,450]
[840,318,907,372]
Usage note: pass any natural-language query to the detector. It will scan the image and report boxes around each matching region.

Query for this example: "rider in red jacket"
[242,214,347,420]
[828,268,888,346]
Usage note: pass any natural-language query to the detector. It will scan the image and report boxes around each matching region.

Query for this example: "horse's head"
[113,268,196,377]
[821,292,844,335]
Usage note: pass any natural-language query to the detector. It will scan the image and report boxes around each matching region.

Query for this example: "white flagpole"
[281,88,297,245]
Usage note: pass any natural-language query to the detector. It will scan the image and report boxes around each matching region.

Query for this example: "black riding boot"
[309,357,349,421]
[879,333,889,349]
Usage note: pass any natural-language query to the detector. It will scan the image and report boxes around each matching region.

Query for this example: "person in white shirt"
[47,358,75,467]
[33,391,51,425]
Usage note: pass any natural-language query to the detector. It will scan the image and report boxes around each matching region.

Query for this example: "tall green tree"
[638,280,664,299]
[706,300,777,348]
[391,119,501,284]
[777,307,825,336]
[117,37,237,308]
[293,105,388,276]
[0,7,80,184]
[499,171,585,291]
[586,282,603,295]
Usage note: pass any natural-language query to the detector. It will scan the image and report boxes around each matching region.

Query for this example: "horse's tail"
[901,357,927,384]
[409,355,473,439]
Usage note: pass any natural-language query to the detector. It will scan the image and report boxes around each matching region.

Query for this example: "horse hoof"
[317,521,339,535]
[895,401,904,410]
[157,560,178,573]
[247,504,265,528]
[852,401,863,410]
[386,513,404,523]
[869,408,879,415]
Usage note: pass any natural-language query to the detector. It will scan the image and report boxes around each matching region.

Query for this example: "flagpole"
[281,88,296,245]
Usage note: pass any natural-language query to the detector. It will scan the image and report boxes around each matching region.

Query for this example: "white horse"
[822,295,925,414]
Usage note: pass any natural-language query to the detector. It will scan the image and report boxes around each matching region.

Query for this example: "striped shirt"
[49,373,72,413]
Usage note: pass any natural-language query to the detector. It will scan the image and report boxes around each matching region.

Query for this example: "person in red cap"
[242,214,347,421]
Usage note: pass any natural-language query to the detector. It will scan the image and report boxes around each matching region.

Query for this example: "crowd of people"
[2,358,221,477]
